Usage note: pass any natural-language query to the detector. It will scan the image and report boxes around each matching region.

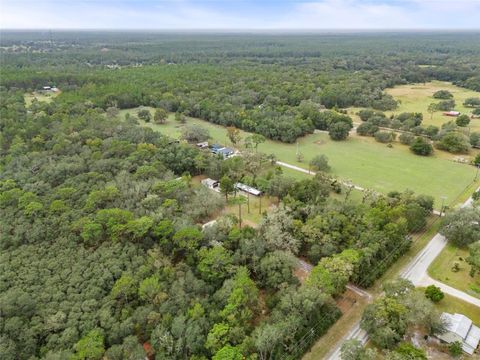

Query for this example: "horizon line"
[2,28,480,32]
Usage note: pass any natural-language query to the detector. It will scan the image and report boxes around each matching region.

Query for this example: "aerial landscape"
[1,1,480,359]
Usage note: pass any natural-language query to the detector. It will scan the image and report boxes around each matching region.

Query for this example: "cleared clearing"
[385,81,480,131]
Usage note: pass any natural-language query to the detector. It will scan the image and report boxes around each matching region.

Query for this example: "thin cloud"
[0,0,479,29]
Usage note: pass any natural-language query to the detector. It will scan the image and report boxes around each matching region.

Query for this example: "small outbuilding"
[443,111,461,117]
[437,312,480,355]
[210,144,235,159]
[201,178,219,190]
[235,182,262,196]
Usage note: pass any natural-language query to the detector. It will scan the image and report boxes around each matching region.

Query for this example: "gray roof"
[441,312,480,355]
[442,313,472,339]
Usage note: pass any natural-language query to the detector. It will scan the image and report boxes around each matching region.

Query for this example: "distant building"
[210,144,235,159]
[443,111,461,117]
[235,182,262,196]
[437,312,480,355]
[196,141,209,148]
[201,178,219,190]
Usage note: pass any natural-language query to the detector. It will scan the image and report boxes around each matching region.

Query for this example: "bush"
[423,125,439,138]
[474,153,480,166]
[463,97,480,107]
[328,122,351,141]
[433,90,453,99]
[449,341,463,357]
[137,109,151,122]
[470,132,480,147]
[435,132,471,154]
[181,124,210,143]
[309,155,330,172]
[356,122,378,136]
[358,109,379,122]
[436,99,456,111]
[399,133,415,145]
[374,131,396,143]
[424,285,444,303]
[455,114,470,127]
[395,112,423,127]
[410,137,433,156]
[395,343,427,359]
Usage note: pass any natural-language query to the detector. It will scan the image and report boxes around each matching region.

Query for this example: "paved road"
[325,189,479,360]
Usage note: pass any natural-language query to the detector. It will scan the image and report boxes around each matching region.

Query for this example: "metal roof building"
[438,312,480,355]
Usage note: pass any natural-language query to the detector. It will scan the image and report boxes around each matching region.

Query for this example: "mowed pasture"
[385,81,480,131]
[119,107,478,210]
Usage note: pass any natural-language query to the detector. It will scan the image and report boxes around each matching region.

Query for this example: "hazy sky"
[1,0,480,30]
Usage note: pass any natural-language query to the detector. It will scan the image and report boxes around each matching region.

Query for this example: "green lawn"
[120,107,478,210]
[434,292,480,325]
[428,243,480,299]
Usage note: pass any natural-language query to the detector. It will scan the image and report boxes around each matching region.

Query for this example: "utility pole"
[238,201,242,228]
[440,196,447,217]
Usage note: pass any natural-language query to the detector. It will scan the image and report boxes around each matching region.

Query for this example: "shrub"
[435,132,471,154]
[423,125,439,138]
[374,131,396,143]
[433,90,453,99]
[410,137,433,156]
[309,155,331,172]
[436,99,456,111]
[463,97,480,107]
[356,122,378,136]
[137,109,151,122]
[181,124,210,143]
[328,122,351,141]
[474,153,480,166]
[455,114,470,127]
[424,285,444,303]
[470,132,480,148]
[399,132,415,145]
[449,341,463,357]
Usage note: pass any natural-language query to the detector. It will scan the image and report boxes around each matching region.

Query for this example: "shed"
[443,111,461,117]
[437,312,480,354]
[201,178,219,190]
[235,182,262,196]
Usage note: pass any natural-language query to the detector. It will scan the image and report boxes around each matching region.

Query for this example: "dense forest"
[2,31,479,142]
[0,32,478,359]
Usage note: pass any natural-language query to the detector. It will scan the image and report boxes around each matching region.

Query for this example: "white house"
[437,312,480,355]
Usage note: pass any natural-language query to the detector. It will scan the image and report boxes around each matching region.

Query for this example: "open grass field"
[428,243,480,300]
[434,292,480,325]
[384,81,480,131]
[121,107,479,210]
[24,91,59,106]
